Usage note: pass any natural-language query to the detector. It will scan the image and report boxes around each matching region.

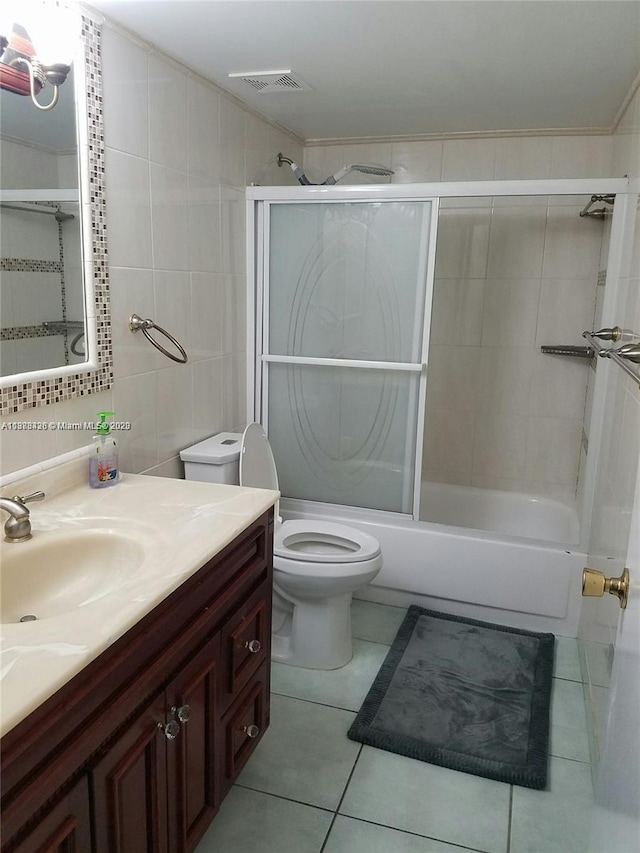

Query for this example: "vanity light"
[0,1,78,112]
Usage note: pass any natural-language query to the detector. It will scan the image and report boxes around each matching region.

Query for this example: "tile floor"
[196,601,593,853]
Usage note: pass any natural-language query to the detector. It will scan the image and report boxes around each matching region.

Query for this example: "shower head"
[277,152,394,186]
[321,163,395,185]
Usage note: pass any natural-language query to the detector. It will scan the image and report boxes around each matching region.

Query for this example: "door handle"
[582,567,630,609]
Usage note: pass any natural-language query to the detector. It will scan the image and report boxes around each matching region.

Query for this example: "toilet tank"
[180,432,242,484]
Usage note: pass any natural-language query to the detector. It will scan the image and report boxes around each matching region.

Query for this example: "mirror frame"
[0,11,112,415]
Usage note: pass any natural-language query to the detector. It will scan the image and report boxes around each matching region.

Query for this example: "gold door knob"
[582,567,630,609]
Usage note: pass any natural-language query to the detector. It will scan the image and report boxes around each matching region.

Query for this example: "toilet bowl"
[180,424,382,669]
[270,518,382,669]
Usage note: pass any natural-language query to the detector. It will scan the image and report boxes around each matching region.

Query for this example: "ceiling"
[58,2,640,141]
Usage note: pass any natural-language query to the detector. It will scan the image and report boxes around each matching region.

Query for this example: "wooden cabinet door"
[92,691,168,853]
[166,635,220,853]
[9,775,92,853]
[219,662,270,799]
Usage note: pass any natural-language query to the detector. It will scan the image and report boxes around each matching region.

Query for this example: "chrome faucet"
[0,491,45,542]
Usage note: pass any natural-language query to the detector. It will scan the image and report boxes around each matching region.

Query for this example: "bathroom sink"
[1,531,146,624]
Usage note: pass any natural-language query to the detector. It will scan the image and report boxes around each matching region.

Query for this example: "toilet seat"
[239,423,279,491]
[274,519,381,564]
[240,424,381,565]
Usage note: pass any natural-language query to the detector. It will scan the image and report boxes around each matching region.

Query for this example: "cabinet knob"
[242,724,260,738]
[245,639,261,654]
[162,720,181,740]
[172,704,191,724]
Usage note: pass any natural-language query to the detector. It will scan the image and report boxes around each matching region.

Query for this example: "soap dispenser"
[89,412,120,488]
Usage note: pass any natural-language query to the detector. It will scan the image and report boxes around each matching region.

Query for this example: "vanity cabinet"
[1,510,273,853]
[92,632,220,853]
[9,775,92,853]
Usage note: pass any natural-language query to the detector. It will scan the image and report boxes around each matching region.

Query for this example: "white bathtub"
[419,481,580,544]
[281,483,586,637]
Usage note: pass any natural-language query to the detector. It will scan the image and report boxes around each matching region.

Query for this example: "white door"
[589,462,640,853]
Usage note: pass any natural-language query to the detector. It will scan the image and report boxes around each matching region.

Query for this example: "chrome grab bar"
[540,345,594,358]
[602,343,640,364]
[583,331,640,388]
[128,314,188,364]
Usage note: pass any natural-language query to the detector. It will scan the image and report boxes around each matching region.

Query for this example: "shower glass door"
[260,199,435,514]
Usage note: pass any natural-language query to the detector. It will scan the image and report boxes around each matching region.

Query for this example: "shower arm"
[277,153,312,185]
[278,153,394,186]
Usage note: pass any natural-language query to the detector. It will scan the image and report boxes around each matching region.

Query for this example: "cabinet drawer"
[219,663,269,795]
[218,581,271,712]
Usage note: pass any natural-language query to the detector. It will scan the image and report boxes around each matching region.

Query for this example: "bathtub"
[281,482,586,637]
[419,481,580,543]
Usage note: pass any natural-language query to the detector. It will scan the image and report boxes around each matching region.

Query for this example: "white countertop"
[0,459,278,738]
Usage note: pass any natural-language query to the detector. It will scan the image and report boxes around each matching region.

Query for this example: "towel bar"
[129,314,188,364]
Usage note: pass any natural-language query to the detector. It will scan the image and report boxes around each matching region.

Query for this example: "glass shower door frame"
[247,177,629,522]
[252,194,439,519]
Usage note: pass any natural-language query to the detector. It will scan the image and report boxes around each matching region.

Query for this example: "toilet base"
[272,591,353,670]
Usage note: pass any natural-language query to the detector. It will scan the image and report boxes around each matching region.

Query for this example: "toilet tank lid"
[179,432,243,464]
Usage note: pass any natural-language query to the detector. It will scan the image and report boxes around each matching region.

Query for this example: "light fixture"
[0,1,78,112]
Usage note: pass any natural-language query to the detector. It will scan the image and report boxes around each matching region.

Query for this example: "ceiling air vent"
[228,69,311,93]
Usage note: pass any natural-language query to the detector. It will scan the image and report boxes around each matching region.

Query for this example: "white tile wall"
[0,140,58,190]
[434,209,491,279]
[486,207,547,278]
[481,279,542,347]
[390,140,443,183]
[424,197,605,497]
[105,150,153,268]
[148,54,187,172]
[102,27,149,159]
[307,134,614,186]
[0,21,303,476]
[494,136,553,180]
[549,135,614,179]
[149,163,190,271]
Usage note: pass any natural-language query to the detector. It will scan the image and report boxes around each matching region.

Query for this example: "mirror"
[0,62,84,377]
[0,10,112,415]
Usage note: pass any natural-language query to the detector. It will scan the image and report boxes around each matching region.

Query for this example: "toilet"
[180,424,382,669]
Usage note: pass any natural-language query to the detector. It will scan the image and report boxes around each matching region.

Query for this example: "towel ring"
[128,314,188,364]
[70,331,85,357]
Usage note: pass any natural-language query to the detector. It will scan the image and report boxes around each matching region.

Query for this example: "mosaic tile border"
[0,258,63,273]
[0,15,112,415]
[1,325,67,341]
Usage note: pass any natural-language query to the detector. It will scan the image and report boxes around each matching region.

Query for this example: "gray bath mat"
[348,605,554,789]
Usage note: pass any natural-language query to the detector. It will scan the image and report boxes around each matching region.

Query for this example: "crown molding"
[304,127,614,147]
[610,69,640,133]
